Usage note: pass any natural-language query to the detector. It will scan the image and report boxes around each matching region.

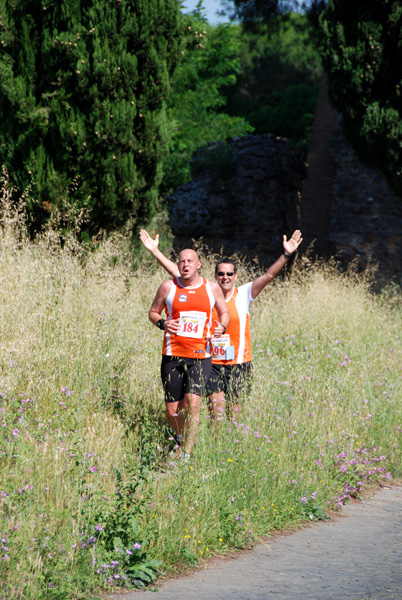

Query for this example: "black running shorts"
[161,356,212,403]
[206,362,253,404]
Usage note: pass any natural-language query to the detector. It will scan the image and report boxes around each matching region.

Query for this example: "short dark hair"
[215,258,237,274]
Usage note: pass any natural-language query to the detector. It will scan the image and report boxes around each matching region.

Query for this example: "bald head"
[178,249,201,283]
[179,249,199,262]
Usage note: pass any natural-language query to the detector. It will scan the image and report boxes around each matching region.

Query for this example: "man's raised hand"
[140,229,159,253]
[283,230,303,255]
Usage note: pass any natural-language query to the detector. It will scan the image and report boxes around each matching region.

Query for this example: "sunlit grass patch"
[0,175,401,598]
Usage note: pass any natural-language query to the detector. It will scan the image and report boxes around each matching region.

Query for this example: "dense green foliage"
[223,13,322,156]
[0,0,183,233]
[163,8,253,192]
[220,0,293,29]
[320,0,402,195]
[0,0,326,232]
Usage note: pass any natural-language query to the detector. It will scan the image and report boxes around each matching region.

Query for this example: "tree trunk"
[300,73,336,257]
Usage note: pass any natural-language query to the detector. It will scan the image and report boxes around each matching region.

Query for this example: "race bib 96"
[212,334,231,357]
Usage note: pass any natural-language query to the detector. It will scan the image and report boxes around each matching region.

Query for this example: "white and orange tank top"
[211,283,254,365]
[162,277,215,359]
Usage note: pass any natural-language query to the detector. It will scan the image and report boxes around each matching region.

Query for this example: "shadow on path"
[113,484,402,600]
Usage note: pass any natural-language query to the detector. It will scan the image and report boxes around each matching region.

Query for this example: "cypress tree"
[320,0,402,195]
[0,0,183,233]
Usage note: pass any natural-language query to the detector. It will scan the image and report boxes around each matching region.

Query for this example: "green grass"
[0,179,401,599]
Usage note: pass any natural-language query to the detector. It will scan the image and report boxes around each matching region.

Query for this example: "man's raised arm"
[250,229,303,299]
[140,230,180,278]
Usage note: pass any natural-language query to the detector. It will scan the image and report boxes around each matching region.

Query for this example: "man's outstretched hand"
[140,229,159,253]
[283,230,303,255]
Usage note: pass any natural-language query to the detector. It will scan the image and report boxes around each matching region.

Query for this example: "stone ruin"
[167,128,402,286]
[168,134,307,268]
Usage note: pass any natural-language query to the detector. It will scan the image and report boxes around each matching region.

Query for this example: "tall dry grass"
[1,172,401,598]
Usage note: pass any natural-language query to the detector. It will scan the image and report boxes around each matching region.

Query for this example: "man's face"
[215,263,237,291]
[178,250,201,281]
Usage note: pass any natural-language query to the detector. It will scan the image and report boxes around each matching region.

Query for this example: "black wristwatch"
[283,251,293,259]
[157,319,165,331]
[221,324,227,334]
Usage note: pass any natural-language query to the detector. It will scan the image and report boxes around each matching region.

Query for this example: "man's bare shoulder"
[156,279,174,296]
[208,280,220,292]
[208,280,226,299]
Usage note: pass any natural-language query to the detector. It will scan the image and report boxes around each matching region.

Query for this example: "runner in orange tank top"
[161,276,215,359]
[149,248,230,460]
[142,229,302,419]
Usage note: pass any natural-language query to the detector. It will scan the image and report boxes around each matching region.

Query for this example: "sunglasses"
[217,271,235,277]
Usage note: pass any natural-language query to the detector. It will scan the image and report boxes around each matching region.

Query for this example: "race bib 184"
[177,311,207,339]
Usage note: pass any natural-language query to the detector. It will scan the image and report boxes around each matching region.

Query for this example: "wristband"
[221,324,227,334]
[157,319,165,331]
[283,251,293,259]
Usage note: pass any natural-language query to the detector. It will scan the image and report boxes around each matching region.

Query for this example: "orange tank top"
[162,277,215,359]
[211,283,253,365]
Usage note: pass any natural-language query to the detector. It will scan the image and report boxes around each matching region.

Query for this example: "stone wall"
[329,119,402,286]
[167,134,306,267]
[167,128,402,286]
